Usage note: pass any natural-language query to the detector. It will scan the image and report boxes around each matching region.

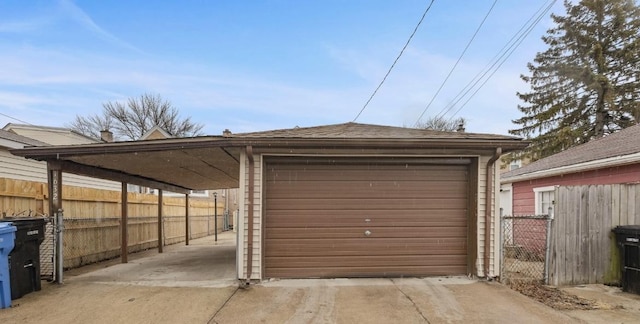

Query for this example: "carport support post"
[158,189,164,253]
[47,161,63,284]
[185,193,190,246]
[214,192,218,242]
[121,182,128,263]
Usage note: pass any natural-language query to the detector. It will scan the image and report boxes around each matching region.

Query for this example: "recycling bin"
[613,225,640,295]
[0,222,17,309]
[5,218,45,300]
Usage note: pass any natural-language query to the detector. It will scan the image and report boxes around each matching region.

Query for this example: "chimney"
[100,130,114,142]
[222,129,232,137]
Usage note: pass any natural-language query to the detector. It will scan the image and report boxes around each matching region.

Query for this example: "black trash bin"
[613,225,640,295]
[5,218,45,300]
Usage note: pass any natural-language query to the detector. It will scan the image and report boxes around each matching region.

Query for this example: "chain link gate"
[500,208,553,284]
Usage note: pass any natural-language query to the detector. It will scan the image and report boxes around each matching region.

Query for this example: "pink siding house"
[501,124,640,216]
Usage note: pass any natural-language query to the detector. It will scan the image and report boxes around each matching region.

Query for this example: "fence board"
[548,184,640,286]
[0,178,234,270]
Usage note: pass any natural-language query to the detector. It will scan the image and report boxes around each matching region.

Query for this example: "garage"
[264,156,473,278]
[13,122,529,281]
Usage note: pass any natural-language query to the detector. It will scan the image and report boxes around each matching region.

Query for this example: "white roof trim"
[0,137,24,149]
[501,152,640,184]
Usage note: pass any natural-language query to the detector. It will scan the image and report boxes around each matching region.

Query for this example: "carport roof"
[11,122,528,192]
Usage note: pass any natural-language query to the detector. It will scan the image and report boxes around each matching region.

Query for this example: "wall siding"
[510,163,640,215]
[1,150,121,191]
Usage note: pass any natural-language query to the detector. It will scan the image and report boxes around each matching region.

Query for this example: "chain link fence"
[500,213,552,284]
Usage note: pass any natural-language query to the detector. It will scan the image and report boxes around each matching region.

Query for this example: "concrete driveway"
[1,231,638,323]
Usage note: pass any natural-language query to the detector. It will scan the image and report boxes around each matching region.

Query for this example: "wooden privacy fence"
[0,178,231,270]
[548,184,640,286]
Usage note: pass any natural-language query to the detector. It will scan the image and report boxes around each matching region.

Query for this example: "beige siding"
[476,155,499,278]
[0,150,120,191]
[239,151,263,280]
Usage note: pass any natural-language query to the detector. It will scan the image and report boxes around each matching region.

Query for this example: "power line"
[434,0,556,121]
[413,0,498,127]
[445,0,557,122]
[0,111,33,125]
[352,0,436,122]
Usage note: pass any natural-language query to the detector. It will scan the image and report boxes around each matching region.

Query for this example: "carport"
[12,135,244,283]
[12,122,529,283]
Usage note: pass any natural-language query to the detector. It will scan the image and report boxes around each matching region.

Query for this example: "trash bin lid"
[613,225,640,235]
[0,222,17,234]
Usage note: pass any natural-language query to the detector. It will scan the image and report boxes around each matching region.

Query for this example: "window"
[509,160,521,171]
[533,186,555,216]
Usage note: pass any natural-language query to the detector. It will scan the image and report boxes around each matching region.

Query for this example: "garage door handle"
[364,230,371,237]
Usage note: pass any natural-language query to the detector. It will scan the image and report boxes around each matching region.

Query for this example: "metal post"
[121,183,128,263]
[214,192,218,242]
[55,209,64,284]
[158,189,163,253]
[543,206,553,284]
[499,207,504,282]
[185,193,190,246]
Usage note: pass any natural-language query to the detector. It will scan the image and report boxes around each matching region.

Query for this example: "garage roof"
[11,122,528,192]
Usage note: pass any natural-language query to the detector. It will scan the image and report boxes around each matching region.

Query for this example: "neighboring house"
[3,123,100,145]
[140,125,173,140]
[13,122,528,280]
[0,125,120,194]
[501,123,640,216]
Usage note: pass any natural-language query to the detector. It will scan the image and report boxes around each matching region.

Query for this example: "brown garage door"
[264,157,470,278]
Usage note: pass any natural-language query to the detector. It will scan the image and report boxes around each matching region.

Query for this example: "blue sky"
[0,0,562,135]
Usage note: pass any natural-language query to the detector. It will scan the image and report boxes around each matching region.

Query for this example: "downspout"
[484,147,502,279]
[245,146,255,286]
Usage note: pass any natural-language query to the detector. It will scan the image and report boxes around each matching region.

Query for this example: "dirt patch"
[509,281,621,311]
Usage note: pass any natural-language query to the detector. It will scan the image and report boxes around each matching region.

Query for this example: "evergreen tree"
[510,0,640,161]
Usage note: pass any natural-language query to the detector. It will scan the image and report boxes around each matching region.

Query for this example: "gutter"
[485,147,501,278]
[244,146,255,287]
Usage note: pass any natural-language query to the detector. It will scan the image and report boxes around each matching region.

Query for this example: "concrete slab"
[213,278,579,324]
[71,231,238,288]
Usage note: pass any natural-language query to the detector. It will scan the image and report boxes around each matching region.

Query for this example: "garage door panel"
[265,238,467,257]
[265,214,467,228]
[266,226,467,239]
[264,158,469,278]
[267,255,467,268]
[267,181,469,199]
[268,169,468,182]
[268,265,465,279]
[266,198,468,210]
[266,209,466,219]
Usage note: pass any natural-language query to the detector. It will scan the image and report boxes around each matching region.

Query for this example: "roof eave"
[10,137,529,160]
[501,151,640,184]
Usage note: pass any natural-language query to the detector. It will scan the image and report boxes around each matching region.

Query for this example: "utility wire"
[352,0,436,122]
[0,111,33,125]
[413,0,498,127]
[445,0,557,122]
[435,0,556,121]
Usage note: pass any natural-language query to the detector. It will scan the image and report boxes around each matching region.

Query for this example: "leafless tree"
[415,116,466,132]
[68,93,204,141]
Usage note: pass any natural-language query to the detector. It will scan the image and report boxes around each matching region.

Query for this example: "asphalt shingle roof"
[502,123,640,179]
[236,122,520,140]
